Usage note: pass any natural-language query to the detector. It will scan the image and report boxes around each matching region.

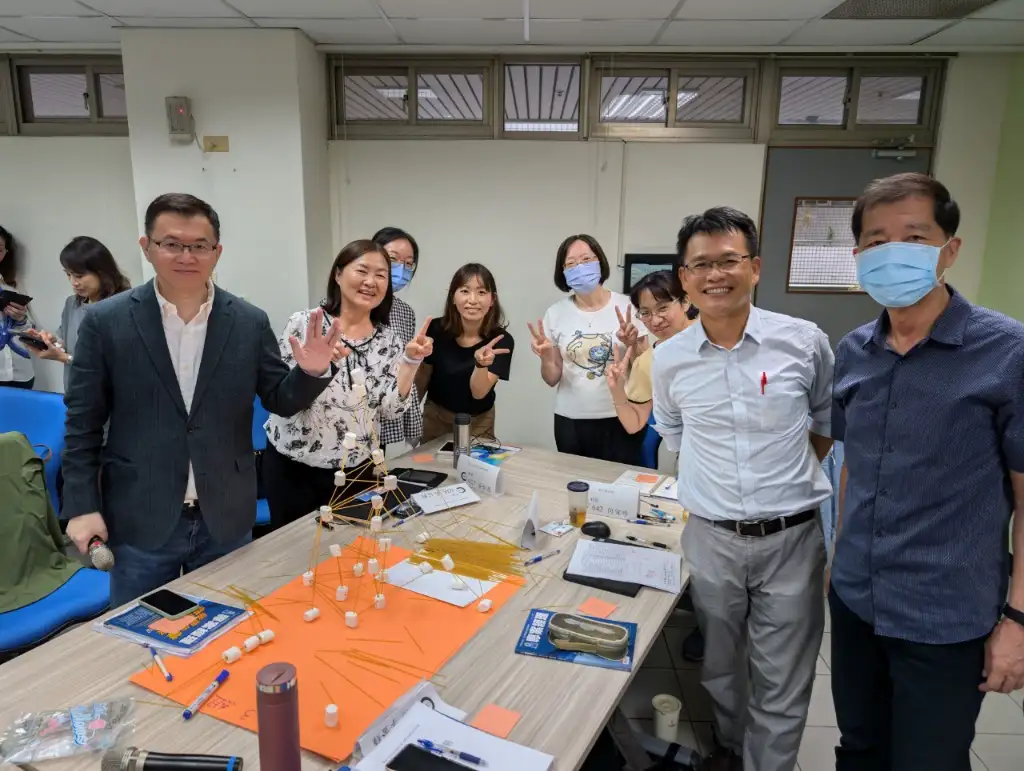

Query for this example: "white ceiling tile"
[123,16,255,28]
[918,19,1024,44]
[530,19,663,44]
[784,19,948,45]
[255,17,399,43]
[529,0,680,19]
[390,18,523,44]
[229,0,379,18]
[969,0,1024,19]
[83,0,237,17]
[0,25,33,41]
[677,0,844,20]
[0,0,95,15]
[659,19,805,45]
[379,0,522,18]
[0,15,120,41]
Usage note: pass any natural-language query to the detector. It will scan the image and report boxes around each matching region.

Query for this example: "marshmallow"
[368,558,380,575]
[302,570,314,586]
[351,368,365,385]
[243,635,261,652]
[334,469,346,487]
[477,599,493,613]
[257,629,275,644]
[379,537,392,552]
[415,532,429,544]
[343,432,357,450]
[329,543,343,558]
[336,585,349,601]
[352,382,367,400]
[303,607,320,622]
[370,512,383,530]
[383,474,398,491]
[380,569,390,583]
[222,646,242,664]
[325,703,338,728]
[371,449,385,466]
[353,562,364,577]
[319,505,332,516]
[419,561,434,574]
[345,611,358,628]
[440,554,455,572]
[374,593,386,610]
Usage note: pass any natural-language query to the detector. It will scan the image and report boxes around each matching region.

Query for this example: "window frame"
[498,56,587,141]
[785,196,865,295]
[0,56,13,136]
[11,56,127,136]
[331,57,496,139]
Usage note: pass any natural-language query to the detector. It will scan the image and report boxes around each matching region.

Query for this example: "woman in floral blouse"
[262,239,433,530]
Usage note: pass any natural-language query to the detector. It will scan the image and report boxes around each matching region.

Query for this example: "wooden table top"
[0,444,687,771]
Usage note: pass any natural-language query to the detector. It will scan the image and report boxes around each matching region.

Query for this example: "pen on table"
[183,669,229,720]
[524,549,561,566]
[417,739,486,767]
[626,535,668,549]
[648,507,676,522]
[148,645,172,682]
[628,519,671,527]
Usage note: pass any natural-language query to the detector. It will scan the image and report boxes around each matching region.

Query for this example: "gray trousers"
[682,513,826,771]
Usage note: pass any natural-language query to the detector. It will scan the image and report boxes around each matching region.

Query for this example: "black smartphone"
[0,289,33,309]
[436,441,456,455]
[387,744,465,771]
[138,589,202,620]
[15,333,48,351]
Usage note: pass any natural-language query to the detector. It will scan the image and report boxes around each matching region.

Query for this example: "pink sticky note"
[411,453,435,463]
[578,597,617,619]
[471,704,521,738]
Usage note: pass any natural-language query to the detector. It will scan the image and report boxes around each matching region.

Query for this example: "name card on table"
[584,481,640,521]
[411,483,481,514]
[457,454,505,496]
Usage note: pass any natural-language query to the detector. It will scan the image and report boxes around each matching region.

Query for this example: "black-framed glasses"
[682,255,751,276]
[151,238,218,257]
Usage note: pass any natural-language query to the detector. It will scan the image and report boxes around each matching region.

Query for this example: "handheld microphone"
[101,746,243,770]
[88,536,115,571]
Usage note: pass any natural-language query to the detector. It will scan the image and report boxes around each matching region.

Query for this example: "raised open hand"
[406,317,434,362]
[527,320,554,358]
[474,334,511,369]
[605,344,632,402]
[290,308,347,376]
[615,305,639,350]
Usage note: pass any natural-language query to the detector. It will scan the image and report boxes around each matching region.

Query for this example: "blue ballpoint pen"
[524,549,560,566]
[417,739,486,767]
[628,519,670,527]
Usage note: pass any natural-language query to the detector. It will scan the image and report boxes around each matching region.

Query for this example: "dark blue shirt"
[832,287,1024,644]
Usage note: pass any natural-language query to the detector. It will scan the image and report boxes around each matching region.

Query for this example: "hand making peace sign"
[406,317,434,361]
[526,319,555,358]
[605,344,632,402]
[615,305,640,350]
[290,308,348,376]
[474,334,512,369]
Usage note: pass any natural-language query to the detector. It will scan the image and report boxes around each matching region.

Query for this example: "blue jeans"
[109,510,252,608]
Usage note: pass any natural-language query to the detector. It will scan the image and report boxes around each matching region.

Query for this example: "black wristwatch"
[1003,604,1024,627]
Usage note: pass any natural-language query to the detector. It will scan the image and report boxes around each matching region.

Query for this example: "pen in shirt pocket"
[760,371,768,395]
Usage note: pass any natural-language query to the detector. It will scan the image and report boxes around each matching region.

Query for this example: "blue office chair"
[0,388,66,511]
[252,397,271,527]
[640,411,661,470]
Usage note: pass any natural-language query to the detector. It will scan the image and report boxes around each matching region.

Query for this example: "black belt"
[713,508,816,537]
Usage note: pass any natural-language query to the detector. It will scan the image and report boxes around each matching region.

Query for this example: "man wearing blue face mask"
[830,173,1024,771]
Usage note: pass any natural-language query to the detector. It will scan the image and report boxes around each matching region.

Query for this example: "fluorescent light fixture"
[376,88,438,99]
[895,90,921,101]
[606,89,665,118]
[505,121,578,132]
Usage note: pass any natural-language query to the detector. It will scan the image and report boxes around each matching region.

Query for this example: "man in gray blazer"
[63,193,343,607]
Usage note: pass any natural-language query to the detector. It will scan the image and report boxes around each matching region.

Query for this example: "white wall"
[933,54,1014,302]
[330,139,766,450]
[0,137,141,393]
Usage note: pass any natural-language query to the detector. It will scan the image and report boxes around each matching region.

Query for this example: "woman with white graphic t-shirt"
[527,234,646,464]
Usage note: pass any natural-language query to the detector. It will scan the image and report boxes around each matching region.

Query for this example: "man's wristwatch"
[1003,604,1024,627]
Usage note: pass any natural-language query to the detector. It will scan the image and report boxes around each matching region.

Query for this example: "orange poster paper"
[130,537,520,762]
[470,704,521,738]
[578,598,617,618]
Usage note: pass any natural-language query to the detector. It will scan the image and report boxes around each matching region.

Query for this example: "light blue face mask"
[856,240,949,308]
[563,262,602,294]
[391,263,414,292]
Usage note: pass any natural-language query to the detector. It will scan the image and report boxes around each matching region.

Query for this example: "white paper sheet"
[355,702,553,771]
[411,483,481,514]
[385,559,498,608]
[648,477,678,502]
[356,680,466,759]
[567,539,682,594]
[613,469,665,496]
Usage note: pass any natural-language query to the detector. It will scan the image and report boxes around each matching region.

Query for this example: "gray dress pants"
[682,513,826,771]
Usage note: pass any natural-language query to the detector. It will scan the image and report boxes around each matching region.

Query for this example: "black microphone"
[100,747,243,770]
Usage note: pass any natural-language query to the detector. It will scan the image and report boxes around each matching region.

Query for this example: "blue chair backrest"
[0,388,67,510]
[640,411,661,470]
[252,397,270,451]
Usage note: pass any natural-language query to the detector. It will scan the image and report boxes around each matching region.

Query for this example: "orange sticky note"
[149,613,200,635]
[471,704,521,738]
[578,597,617,618]
[636,474,660,484]
[411,453,435,463]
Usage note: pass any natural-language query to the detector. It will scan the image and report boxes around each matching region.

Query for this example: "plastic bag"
[0,698,135,763]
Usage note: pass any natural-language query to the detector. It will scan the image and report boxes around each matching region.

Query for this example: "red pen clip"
[760,371,767,395]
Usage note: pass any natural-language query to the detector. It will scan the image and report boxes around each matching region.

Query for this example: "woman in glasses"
[527,234,644,463]
[605,270,698,438]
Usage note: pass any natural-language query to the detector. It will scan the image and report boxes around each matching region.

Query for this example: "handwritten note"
[567,539,682,594]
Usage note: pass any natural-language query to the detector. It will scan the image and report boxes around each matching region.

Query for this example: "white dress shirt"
[652,305,834,522]
[154,281,215,504]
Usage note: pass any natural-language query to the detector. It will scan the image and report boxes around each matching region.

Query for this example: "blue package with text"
[514,609,636,671]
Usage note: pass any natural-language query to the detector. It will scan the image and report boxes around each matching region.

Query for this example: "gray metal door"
[755,147,931,348]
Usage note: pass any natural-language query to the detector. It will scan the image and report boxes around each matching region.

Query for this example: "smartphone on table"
[139,589,202,620]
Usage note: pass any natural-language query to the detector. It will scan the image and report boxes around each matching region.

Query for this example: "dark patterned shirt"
[832,286,1024,644]
[380,296,423,447]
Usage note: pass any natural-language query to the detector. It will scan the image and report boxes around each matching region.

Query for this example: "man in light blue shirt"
[653,207,834,771]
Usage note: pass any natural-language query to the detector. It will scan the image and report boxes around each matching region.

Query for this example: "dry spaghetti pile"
[414,538,524,583]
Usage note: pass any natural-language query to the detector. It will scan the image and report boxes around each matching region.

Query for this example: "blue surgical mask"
[856,240,948,308]
[564,262,602,294]
[391,263,414,292]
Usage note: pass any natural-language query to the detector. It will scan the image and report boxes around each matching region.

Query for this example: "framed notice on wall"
[622,254,676,294]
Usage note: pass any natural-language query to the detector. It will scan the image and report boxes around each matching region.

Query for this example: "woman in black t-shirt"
[415,263,514,443]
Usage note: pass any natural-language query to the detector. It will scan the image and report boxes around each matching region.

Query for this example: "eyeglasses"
[636,302,679,322]
[565,254,599,269]
[151,239,217,257]
[386,250,415,267]
[682,255,751,276]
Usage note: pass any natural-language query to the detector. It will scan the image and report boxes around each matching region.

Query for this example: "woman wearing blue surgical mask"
[373,227,424,451]
[527,234,646,464]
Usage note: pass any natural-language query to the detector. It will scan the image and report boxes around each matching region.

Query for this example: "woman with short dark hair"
[0,225,37,389]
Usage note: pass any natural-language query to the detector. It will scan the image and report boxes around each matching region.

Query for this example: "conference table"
[0,443,689,770]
